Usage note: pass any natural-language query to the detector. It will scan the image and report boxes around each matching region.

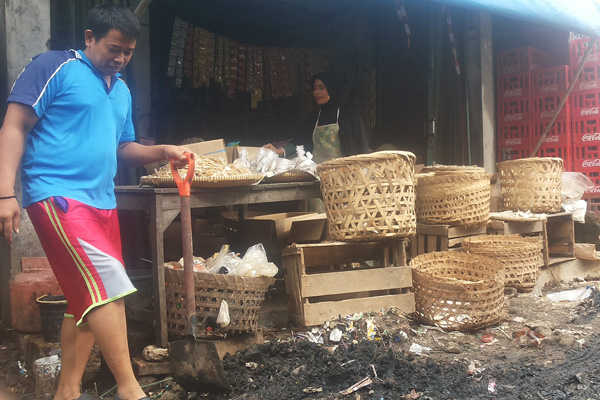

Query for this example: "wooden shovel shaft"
[180,195,195,326]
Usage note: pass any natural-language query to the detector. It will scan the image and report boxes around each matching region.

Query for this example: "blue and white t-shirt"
[8,49,135,209]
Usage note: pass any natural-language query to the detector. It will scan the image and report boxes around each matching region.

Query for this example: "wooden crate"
[487,217,546,265]
[407,223,487,260]
[282,240,414,327]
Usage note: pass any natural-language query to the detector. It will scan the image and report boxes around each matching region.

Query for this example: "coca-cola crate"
[570,38,600,68]
[497,123,531,148]
[498,144,531,162]
[497,98,530,124]
[497,47,552,76]
[569,64,600,92]
[532,118,571,147]
[584,194,600,214]
[496,73,529,100]
[534,144,573,171]
[570,90,600,119]
[531,94,571,121]
[573,143,600,172]
[579,169,600,196]
[531,65,570,96]
[572,116,600,144]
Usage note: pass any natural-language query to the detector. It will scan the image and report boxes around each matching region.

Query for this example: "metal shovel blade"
[169,336,230,393]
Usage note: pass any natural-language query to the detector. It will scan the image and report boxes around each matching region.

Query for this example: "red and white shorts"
[26,197,136,326]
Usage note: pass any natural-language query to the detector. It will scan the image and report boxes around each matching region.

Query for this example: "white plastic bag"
[562,172,594,202]
[216,300,230,327]
[205,245,242,274]
[251,148,280,177]
[236,243,278,277]
[232,147,251,169]
[562,199,588,223]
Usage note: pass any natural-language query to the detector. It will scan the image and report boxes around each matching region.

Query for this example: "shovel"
[167,152,230,393]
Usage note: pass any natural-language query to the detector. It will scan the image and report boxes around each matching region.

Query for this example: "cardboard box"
[243,212,326,258]
[230,146,262,162]
[144,139,227,174]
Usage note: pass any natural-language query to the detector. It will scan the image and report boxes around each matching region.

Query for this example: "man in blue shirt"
[0,5,187,400]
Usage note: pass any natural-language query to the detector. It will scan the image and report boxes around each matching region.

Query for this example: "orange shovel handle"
[170,152,195,197]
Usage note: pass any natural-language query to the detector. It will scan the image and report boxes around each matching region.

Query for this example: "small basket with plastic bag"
[164,243,276,338]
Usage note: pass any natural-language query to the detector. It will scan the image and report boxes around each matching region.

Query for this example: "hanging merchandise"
[395,0,411,48]
[215,35,224,84]
[168,18,189,88]
[238,42,247,92]
[183,25,195,81]
[444,6,461,75]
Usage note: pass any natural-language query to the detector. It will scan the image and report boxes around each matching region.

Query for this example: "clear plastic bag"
[251,147,280,177]
[205,245,242,274]
[232,147,251,169]
[291,145,318,177]
[562,172,594,202]
[233,243,279,277]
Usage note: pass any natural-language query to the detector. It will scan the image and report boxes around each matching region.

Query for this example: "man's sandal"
[113,394,151,400]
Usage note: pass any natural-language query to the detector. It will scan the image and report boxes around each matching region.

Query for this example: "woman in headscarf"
[264,72,370,163]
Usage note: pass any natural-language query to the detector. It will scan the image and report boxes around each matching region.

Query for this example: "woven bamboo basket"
[164,268,274,338]
[415,166,490,227]
[316,151,416,241]
[409,251,506,331]
[497,157,563,213]
[462,234,541,292]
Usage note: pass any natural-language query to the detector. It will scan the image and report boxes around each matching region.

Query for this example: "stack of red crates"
[570,38,600,213]
[496,47,553,161]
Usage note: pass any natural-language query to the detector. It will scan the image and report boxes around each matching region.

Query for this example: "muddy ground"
[2,280,600,400]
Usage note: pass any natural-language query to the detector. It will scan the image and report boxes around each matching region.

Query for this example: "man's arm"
[0,103,39,243]
[117,142,190,169]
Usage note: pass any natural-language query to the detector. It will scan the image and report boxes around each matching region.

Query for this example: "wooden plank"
[416,224,449,236]
[446,225,487,238]
[298,242,380,266]
[302,293,415,326]
[440,236,449,251]
[409,236,417,259]
[417,234,425,255]
[132,358,170,376]
[487,220,505,230]
[301,267,412,298]
[502,221,544,235]
[546,213,574,256]
[427,235,437,253]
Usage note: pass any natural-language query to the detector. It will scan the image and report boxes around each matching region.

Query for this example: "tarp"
[433,0,600,37]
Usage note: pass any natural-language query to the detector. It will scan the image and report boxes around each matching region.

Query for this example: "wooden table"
[115,181,321,346]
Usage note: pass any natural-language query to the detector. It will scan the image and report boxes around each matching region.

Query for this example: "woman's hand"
[263,143,284,157]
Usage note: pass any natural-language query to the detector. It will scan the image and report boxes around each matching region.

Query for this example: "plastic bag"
[562,172,594,202]
[216,300,230,327]
[292,145,318,177]
[205,245,242,274]
[232,147,251,169]
[563,199,588,223]
[233,243,278,277]
[251,147,280,177]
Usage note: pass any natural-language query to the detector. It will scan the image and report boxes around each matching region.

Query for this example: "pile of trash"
[165,243,278,277]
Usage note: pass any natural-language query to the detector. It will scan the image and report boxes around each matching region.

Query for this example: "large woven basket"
[415,166,490,227]
[497,157,563,213]
[316,151,416,241]
[164,268,274,338]
[409,251,506,331]
[462,234,541,292]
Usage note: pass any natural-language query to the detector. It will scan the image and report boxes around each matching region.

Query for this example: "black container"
[36,294,68,343]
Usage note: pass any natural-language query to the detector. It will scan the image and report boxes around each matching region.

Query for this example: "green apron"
[311,108,342,213]
[312,107,343,164]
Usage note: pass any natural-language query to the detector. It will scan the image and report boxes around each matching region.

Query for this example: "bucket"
[34,354,61,400]
[36,294,68,343]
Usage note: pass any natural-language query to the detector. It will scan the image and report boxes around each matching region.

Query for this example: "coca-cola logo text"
[582,132,600,142]
[578,53,600,65]
[578,81,599,91]
[581,107,600,116]
[587,186,600,194]
[540,111,556,119]
[505,138,522,146]
[504,114,523,121]
[581,159,600,168]
[504,88,523,97]
[540,84,558,93]
[544,136,560,143]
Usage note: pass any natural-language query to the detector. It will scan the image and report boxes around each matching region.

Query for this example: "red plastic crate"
[579,169,600,195]
[570,38,600,68]
[498,144,531,162]
[496,73,529,100]
[531,94,571,121]
[569,64,600,92]
[497,98,530,124]
[572,116,600,144]
[570,90,600,118]
[531,65,569,95]
[583,193,600,214]
[497,123,532,148]
[532,118,571,147]
[497,47,552,76]
[573,143,600,171]
[534,144,572,171]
